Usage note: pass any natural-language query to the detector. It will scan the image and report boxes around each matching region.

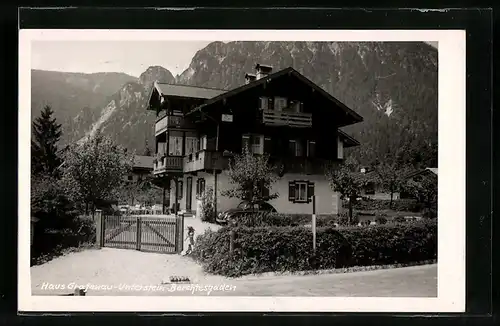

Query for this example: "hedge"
[352,198,422,212]
[234,212,342,228]
[191,226,352,277]
[191,219,437,277]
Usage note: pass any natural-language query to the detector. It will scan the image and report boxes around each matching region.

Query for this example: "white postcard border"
[19,29,465,312]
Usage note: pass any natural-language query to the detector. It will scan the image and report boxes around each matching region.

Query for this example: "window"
[274,97,288,111]
[169,132,183,156]
[242,134,263,154]
[289,140,304,157]
[307,141,316,157]
[200,135,207,151]
[251,135,263,154]
[288,181,315,203]
[259,97,268,110]
[127,175,133,181]
[290,100,303,113]
[196,178,206,198]
[185,136,198,155]
[337,136,344,159]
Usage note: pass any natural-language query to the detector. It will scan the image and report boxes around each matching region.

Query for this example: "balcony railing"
[262,109,312,128]
[184,150,228,173]
[153,155,183,174]
[155,115,196,135]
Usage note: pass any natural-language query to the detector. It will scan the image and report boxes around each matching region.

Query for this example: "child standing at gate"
[183,226,195,255]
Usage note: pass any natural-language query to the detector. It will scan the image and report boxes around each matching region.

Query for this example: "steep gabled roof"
[133,155,154,170]
[147,81,226,110]
[338,130,360,147]
[403,167,438,180]
[185,67,363,124]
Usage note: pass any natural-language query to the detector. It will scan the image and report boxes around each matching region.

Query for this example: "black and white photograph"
[19,29,465,312]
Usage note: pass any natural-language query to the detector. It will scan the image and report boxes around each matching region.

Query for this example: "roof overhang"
[185,67,363,127]
[338,130,360,147]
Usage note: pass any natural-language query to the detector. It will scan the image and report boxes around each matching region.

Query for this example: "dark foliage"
[192,219,436,277]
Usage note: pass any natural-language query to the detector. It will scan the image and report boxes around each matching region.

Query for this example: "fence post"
[312,195,316,254]
[136,216,142,251]
[177,214,184,253]
[94,210,103,248]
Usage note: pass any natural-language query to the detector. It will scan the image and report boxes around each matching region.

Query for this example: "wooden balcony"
[183,150,228,173]
[153,155,183,174]
[155,115,195,135]
[262,109,312,128]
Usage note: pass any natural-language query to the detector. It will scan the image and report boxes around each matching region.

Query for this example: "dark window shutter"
[288,141,296,157]
[177,181,183,200]
[307,182,315,202]
[268,97,274,110]
[288,181,296,202]
[308,141,316,157]
[264,137,272,154]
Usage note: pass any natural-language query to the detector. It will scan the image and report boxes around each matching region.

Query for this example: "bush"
[352,198,422,212]
[191,226,352,277]
[200,187,215,223]
[375,217,388,225]
[191,219,437,277]
[393,216,406,223]
[31,215,97,266]
[339,219,437,266]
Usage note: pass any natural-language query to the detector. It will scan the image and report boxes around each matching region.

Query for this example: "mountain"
[177,41,438,166]
[31,69,137,145]
[31,41,438,167]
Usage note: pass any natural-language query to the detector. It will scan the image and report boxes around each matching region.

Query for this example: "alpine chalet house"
[147,64,363,217]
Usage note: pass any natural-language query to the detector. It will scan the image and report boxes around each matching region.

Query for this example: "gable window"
[274,97,288,111]
[242,134,264,154]
[307,141,316,157]
[288,181,315,203]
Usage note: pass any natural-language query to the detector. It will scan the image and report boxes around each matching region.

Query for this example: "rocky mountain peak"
[138,66,176,88]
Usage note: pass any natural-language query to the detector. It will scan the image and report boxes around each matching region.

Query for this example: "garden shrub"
[393,216,406,223]
[199,187,216,223]
[192,219,437,277]
[338,219,437,266]
[352,198,422,212]
[375,216,388,225]
[191,226,352,277]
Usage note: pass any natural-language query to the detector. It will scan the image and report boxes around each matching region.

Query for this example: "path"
[31,244,436,297]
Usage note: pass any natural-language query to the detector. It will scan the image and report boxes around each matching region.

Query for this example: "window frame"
[289,180,315,203]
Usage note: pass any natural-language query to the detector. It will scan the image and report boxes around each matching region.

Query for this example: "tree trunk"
[85,202,89,216]
[348,196,354,225]
[390,192,394,209]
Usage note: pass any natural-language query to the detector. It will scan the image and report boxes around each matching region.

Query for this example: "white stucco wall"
[169,171,342,216]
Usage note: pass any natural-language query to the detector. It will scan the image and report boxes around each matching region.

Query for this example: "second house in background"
[148,64,363,216]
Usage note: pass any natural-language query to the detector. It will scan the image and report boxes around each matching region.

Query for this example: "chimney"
[245,73,257,84]
[255,64,273,80]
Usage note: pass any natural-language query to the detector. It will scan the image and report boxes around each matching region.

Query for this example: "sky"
[31,41,438,78]
[31,40,213,77]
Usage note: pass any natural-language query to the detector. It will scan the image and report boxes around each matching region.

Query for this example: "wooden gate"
[102,215,184,254]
